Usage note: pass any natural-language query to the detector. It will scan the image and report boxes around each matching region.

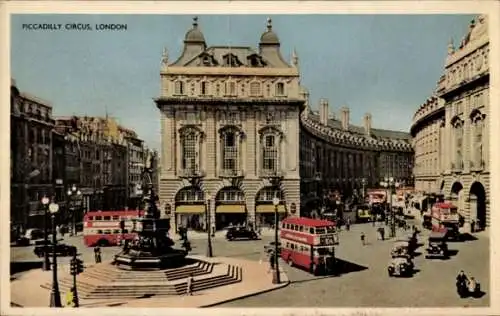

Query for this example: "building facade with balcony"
[156,18,303,231]
[10,80,55,230]
[410,15,489,231]
[299,94,414,215]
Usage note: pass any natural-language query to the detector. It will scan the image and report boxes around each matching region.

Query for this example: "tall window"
[276,82,285,96]
[174,81,185,95]
[454,122,463,168]
[181,131,198,173]
[472,114,484,167]
[200,81,208,95]
[262,134,278,172]
[222,131,238,172]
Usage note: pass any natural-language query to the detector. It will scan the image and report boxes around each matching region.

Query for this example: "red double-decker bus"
[279,217,339,275]
[83,210,145,247]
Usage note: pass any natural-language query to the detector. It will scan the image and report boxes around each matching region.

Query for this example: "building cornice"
[410,106,445,137]
[300,114,413,153]
[155,97,305,109]
[162,66,299,77]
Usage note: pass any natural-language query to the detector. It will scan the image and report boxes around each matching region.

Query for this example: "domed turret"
[259,18,280,46]
[184,16,206,44]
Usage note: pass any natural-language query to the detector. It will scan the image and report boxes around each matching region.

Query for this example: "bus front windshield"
[316,247,334,256]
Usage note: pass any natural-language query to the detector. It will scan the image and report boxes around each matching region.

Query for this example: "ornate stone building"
[299,94,414,214]
[10,80,55,230]
[410,15,489,231]
[156,17,414,231]
[156,18,303,231]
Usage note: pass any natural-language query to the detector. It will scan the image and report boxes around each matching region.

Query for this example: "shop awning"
[175,205,205,214]
[256,204,286,213]
[215,204,246,213]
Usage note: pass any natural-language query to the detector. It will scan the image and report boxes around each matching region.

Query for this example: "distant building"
[10,80,55,230]
[411,15,489,231]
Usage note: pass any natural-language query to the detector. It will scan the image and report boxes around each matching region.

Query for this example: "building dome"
[260,18,280,45]
[184,16,206,44]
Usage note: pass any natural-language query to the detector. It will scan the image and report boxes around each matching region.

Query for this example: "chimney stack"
[340,106,350,130]
[319,99,329,125]
[363,113,372,135]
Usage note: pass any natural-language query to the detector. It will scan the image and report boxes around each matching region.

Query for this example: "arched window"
[219,127,242,176]
[180,128,201,175]
[262,134,278,172]
[451,118,463,169]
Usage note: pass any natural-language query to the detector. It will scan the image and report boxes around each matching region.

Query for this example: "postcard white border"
[1,1,499,316]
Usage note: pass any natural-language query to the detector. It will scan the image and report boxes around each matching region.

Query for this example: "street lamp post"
[206,195,213,258]
[41,196,51,271]
[272,197,281,284]
[48,202,62,307]
[380,177,399,238]
[361,178,367,202]
[67,184,82,236]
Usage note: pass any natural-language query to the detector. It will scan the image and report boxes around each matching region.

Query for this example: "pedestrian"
[94,246,102,263]
[346,218,351,231]
[268,251,275,272]
[471,219,476,233]
[186,273,194,296]
[361,232,366,246]
[65,287,75,307]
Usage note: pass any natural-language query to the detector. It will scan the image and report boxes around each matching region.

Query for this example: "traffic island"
[10,256,289,308]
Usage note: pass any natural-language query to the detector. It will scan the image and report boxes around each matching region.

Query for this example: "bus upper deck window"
[112,215,119,220]
[96,216,102,221]
[104,216,111,221]
[88,216,94,221]
[309,227,314,234]
[299,226,304,232]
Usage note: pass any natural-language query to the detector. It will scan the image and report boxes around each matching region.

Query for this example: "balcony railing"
[470,159,486,171]
[450,161,464,172]
[259,169,283,179]
[219,169,244,178]
[178,168,205,179]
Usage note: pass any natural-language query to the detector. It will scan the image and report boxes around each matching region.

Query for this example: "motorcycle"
[456,279,481,298]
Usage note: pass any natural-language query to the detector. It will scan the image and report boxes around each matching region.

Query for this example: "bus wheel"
[98,239,109,247]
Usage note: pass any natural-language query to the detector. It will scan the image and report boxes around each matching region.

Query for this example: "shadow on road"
[457,233,478,242]
[10,260,42,275]
[335,258,369,275]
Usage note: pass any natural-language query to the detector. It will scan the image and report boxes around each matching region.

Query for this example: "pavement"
[9,255,288,308]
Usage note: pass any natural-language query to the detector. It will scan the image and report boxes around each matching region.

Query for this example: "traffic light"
[70,258,84,275]
[70,258,77,276]
[76,258,84,274]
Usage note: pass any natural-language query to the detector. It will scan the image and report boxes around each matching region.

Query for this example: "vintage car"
[34,243,77,258]
[388,255,414,277]
[425,231,449,259]
[422,213,432,230]
[225,226,259,241]
[356,205,372,223]
[391,240,410,258]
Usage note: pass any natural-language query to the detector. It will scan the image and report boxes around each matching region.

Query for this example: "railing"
[470,159,486,171]
[219,169,244,178]
[178,169,205,178]
[259,169,283,178]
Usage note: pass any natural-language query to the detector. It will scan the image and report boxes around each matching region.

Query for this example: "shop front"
[256,203,287,228]
[175,204,206,232]
[215,204,247,230]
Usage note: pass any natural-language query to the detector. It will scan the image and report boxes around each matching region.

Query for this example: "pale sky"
[11,14,475,150]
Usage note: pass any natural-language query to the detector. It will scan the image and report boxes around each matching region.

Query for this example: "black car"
[226,227,259,241]
[34,243,77,257]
